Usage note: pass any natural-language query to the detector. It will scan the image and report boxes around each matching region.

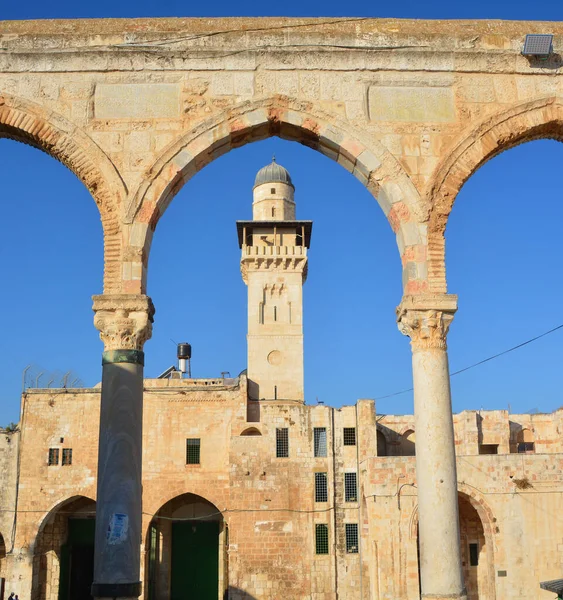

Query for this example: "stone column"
[397,295,466,600]
[91,294,155,599]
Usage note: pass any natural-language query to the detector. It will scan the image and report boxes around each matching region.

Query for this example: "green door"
[171,520,219,600]
[58,519,95,600]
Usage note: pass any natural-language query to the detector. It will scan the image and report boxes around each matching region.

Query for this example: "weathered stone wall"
[2,382,562,599]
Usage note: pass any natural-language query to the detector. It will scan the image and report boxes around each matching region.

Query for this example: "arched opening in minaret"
[146,138,409,411]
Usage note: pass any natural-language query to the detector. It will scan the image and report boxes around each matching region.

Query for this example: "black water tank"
[177,343,192,360]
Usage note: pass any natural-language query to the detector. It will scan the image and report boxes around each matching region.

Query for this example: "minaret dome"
[252,157,296,221]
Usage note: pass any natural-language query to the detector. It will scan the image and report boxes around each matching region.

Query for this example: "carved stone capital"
[93,294,155,352]
[397,295,457,351]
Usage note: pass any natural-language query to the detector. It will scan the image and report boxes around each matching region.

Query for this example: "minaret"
[237,158,312,403]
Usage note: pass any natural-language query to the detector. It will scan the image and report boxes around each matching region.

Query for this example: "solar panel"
[523,34,553,56]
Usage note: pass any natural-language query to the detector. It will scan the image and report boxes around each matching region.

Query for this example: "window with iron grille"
[48,448,59,466]
[345,523,359,553]
[315,472,328,502]
[343,427,356,446]
[314,427,327,457]
[344,472,357,502]
[62,448,73,466]
[186,439,201,464]
[276,428,289,458]
[315,524,329,555]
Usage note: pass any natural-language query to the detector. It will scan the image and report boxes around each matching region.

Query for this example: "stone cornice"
[241,256,308,284]
[92,294,155,352]
[397,294,457,351]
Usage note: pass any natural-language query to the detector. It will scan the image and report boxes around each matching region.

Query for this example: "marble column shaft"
[91,294,154,599]
[398,295,466,600]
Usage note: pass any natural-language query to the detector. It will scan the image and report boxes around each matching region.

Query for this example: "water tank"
[177,343,192,360]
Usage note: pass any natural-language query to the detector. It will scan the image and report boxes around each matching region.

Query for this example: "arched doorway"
[415,493,495,600]
[146,493,226,600]
[458,494,494,600]
[32,496,96,600]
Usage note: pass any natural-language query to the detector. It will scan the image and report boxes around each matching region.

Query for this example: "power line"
[376,323,563,401]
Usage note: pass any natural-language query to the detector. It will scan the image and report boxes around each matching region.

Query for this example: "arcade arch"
[144,493,226,600]
[0,93,126,293]
[31,496,96,600]
[124,100,425,296]
[426,96,563,294]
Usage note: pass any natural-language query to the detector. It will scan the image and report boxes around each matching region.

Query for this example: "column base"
[92,582,142,598]
[422,591,467,600]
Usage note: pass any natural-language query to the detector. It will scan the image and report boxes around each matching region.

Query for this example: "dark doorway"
[171,521,219,600]
[59,519,95,600]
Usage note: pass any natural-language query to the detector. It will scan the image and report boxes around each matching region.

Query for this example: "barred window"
[48,448,59,466]
[315,524,329,555]
[276,428,289,458]
[62,448,73,466]
[344,472,357,502]
[314,427,327,457]
[186,439,201,465]
[343,427,356,446]
[345,523,359,553]
[315,472,328,502]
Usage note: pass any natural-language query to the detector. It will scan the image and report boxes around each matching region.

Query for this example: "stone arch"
[240,427,262,436]
[410,487,497,600]
[0,93,127,293]
[426,96,563,293]
[400,429,416,456]
[31,495,96,600]
[124,97,425,295]
[144,492,227,600]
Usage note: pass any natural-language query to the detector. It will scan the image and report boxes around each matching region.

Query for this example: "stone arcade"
[0,16,562,600]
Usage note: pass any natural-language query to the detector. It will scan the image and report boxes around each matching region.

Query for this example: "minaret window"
[259,303,264,324]
[272,207,276,217]
[274,306,277,322]
[271,187,276,194]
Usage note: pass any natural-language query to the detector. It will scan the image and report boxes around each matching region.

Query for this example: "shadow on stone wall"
[226,587,258,600]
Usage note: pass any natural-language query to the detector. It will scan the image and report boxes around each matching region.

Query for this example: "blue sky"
[0,0,562,425]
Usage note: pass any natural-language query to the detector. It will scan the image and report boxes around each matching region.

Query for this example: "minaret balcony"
[242,244,307,257]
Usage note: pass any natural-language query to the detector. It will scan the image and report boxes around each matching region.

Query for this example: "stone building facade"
[1,15,562,600]
[0,380,562,600]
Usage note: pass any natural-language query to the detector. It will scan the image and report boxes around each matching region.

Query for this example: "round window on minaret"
[267,350,283,366]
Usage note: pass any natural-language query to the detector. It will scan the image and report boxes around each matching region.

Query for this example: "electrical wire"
[376,323,563,401]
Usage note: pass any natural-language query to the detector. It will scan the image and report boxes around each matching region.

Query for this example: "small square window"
[314,427,327,457]
[276,428,289,458]
[343,428,356,446]
[518,442,535,454]
[48,448,59,466]
[315,524,329,555]
[344,472,357,502]
[62,448,73,466]
[186,439,201,465]
[469,542,479,566]
[345,523,359,553]
[271,187,276,194]
[315,473,328,503]
[479,444,498,455]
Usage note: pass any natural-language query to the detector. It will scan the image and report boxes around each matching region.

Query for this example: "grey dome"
[253,158,294,189]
